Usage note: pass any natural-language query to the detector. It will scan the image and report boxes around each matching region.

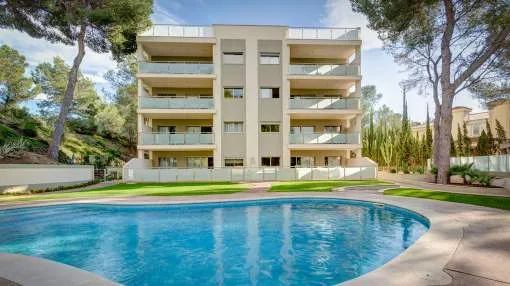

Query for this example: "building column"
[245,38,259,167]
[212,43,223,168]
[282,44,291,167]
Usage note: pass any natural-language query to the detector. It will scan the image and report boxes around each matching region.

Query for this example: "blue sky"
[0,0,482,122]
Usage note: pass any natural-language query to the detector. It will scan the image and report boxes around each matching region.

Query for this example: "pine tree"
[462,122,471,156]
[485,120,497,154]
[456,124,464,156]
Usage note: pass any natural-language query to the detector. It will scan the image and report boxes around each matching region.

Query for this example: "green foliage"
[448,163,474,184]
[0,45,36,108]
[456,124,464,156]
[95,105,125,137]
[0,138,27,159]
[495,119,507,152]
[32,57,102,123]
[425,105,433,159]
[361,85,382,128]
[21,119,39,137]
[390,168,397,173]
[475,173,495,187]
[485,120,497,154]
[462,122,471,156]
[450,135,457,157]
[476,130,491,155]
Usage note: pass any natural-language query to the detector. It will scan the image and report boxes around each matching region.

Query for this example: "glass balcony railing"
[289,64,360,76]
[139,133,214,145]
[140,25,214,37]
[139,97,214,109]
[289,133,360,144]
[288,27,360,40]
[138,62,214,74]
[290,97,360,109]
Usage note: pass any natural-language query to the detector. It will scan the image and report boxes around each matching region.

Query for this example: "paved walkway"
[1,188,509,285]
[379,172,510,197]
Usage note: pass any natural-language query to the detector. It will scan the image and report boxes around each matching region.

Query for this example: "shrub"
[390,168,397,173]
[0,138,27,159]
[21,120,39,137]
[415,167,425,174]
[476,174,495,187]
[403,169,410,174]
[448,163,474,185]
[430,166,438,175]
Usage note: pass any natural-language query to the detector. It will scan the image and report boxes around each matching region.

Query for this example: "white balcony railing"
[140,25,214,37]
[289,133,360,144]
[139,96,214,109]
[289,64,360,76]
[139,132,214,145]
[290,97,360,110]
[288,27,360,40]
[138,62,214,74]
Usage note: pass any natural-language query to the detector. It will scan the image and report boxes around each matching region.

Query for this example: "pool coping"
[0,190,503,286]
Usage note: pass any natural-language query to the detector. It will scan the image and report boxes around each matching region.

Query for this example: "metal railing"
[123,166,377,182]
[139,96,214,109]
[140,25,214,37]
[139,132,214,145]
[289,64,360,76]
[290,97,360,109]
[288,27,360,40]
[138,62,214,74]
[289,133,360,144]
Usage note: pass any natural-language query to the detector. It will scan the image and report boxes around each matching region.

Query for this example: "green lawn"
[0,182,249,203]
[270,180,390,192]
[384,188,510,211]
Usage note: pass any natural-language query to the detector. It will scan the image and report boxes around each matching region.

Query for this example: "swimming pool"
[0,199,429,285]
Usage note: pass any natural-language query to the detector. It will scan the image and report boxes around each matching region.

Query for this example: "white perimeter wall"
[0,164,94,190]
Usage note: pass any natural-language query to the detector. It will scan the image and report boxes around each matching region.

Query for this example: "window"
[324,126,341,133]
[224,88,244,99]
[259,88,280,98]
[225,158,244,167]
[159,157,177,168]
[186,126,212,133]
[291,156,314,167]
[158,126,176,133]
[224,122,243,133]
[290,126,314,133]
[472,124,482,137]
[261,123,280,133]
[186,157,213,168]
[157,93,177,97]
[260,53,280,65]
[261,157,280,167]
[143,151,150,160]
[325,156,342,167]
[223,52,244,64]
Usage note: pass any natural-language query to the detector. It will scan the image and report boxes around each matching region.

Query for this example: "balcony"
[289,64,360,76]
[138,62,213,75]
[140,132,213,145]
[140,25,214,37]
[289,133,360,148]
[288,27,360,41]
[290,97,360,110]
[139,96,214,109]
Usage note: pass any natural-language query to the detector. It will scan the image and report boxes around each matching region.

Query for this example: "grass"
[269,180,390,192]
[384,188,510,211]
[0,182,249,203]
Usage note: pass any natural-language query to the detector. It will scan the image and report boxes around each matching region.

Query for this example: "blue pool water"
[0,199,428,285]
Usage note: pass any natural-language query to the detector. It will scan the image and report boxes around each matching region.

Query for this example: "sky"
[0,0,484,122]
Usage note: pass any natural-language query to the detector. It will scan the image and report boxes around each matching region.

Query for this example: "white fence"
[0,164,94,191]
[124,166,377,183]
[449,154,510,173]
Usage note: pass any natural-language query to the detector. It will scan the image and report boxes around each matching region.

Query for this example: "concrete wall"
[0,164,94,191]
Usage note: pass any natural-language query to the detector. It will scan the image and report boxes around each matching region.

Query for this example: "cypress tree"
[456,124,464,156]
[495,119,507,152]
[476,130,490,156]
[462,122,471,156]
[425,104,433,159]
[450,135,457,157]
[485,120,496,154]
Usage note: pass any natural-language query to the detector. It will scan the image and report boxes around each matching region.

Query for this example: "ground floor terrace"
[0,181,509,286]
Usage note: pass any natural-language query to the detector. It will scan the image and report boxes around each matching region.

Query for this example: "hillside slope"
[0,110,135,166]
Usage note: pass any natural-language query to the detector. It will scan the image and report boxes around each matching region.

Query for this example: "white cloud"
[151,3,184,24]
[321,0,382,50]
[0,28,116,98]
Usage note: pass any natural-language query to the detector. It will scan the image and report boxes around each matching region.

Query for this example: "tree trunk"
[436,89,454,184]
[47,24,87,160]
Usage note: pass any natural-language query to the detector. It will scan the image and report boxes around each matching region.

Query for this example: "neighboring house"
[411,100,510,153]
[135,24,369,168]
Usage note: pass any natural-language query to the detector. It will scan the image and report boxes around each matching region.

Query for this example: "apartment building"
[412,100,510,152]
[135,24,369,169]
